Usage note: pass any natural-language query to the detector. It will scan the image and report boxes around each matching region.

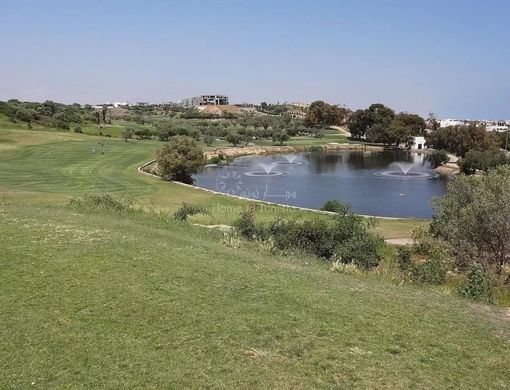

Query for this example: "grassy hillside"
[2,127,508,388]
[1,204,509,388]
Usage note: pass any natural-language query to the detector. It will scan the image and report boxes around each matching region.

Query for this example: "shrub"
[334,230,382,269]
[427,150,449,168]
[431,165,510,274]
[73,125,83,133]
[233,204,266,240]
[173,202,208,221]
[395,247,412,272]
[410,253,448,285]
[156,136,206,184]
[267,213,382,268]
[321,199,351,215]
[226,133,243,146]
[458,149,509,175]
[458,263,493,303]
[69,194,133,212]
[203,134,215,147]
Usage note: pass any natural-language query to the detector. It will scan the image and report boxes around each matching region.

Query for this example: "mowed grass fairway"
[1,128,509,388]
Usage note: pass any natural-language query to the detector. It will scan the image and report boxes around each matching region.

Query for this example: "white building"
[439,119,465,128]
[180,95,229,108]
[411,136,427,150]
[486,124,509,132]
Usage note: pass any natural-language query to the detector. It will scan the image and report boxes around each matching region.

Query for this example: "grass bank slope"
[1,205,509,388]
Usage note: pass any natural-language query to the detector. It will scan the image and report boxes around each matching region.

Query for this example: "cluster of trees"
[348,104,426,147]
[0,100,96,130]
[304,100,349,128]
[425,124,499,157]
[425,124,508,174]
[458,150,509,174]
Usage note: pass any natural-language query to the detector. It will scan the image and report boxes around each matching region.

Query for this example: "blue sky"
[1,0,509,118]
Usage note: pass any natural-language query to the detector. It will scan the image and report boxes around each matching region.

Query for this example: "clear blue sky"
[1,0,509,118]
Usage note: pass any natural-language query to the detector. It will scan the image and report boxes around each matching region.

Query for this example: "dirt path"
[385,238,412,246]
[330,125,351,137]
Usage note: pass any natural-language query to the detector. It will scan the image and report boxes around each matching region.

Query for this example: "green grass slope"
[1,205,509,388]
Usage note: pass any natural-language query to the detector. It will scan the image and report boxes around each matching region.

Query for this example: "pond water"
[193,150,450,218]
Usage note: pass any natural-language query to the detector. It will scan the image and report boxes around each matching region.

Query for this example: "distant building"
[439,119,465,128]
[411,136,427,150]
[291,102,310,109]
[287,108,306,119]
[486,124,509,132]
[180,95,229,108]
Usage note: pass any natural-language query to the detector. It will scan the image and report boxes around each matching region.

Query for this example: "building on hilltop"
[439,119,466,127]
[180,95,229,108]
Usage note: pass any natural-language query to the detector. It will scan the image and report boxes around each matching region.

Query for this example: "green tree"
[305,100,346,128]
[348,109,373,139]
[203,134,215,147]
[101,106,108,123]
[394,112,426,135]
[122,129,135,142]
[431,165,510,274]
[156,136,206,184]
[458,150,509,174]
[426,124,499,157]
[226,133,243,146]
[368,103,395,127]
[272,131,290,145]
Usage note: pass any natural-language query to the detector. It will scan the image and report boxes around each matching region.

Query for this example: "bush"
[226,133,243,146]
[458,263,493,303]
[156,136,206,184]
[458,149,509,175]
[69,194,133,212]
[203,134,215,147]
[427,150,448,168]
[395,247,412,272]
[73,125,83,133]
[321,199,351,215]
[173,202,208,221]
[233,204,266,240]
[267,213,382,269]
[410,254,448,285]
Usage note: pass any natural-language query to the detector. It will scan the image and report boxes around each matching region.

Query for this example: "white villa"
[411,136,426,150]
[439,119,465,127]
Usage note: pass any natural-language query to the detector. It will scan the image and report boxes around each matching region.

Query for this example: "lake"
[194,150,449,218]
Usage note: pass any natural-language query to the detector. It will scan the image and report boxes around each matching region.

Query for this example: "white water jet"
[283,154,297,164]
[396,162,415,175]
[260,163,276,174]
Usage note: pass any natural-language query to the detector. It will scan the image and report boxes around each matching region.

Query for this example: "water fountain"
[277,154,304,166]
[284,155,296,164]
[374,162,438,179]
[244,162,288,177]
[396,162,415,175]
[261,163,276,174]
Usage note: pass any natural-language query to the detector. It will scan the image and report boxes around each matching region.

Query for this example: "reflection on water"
[194,150,449,218]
